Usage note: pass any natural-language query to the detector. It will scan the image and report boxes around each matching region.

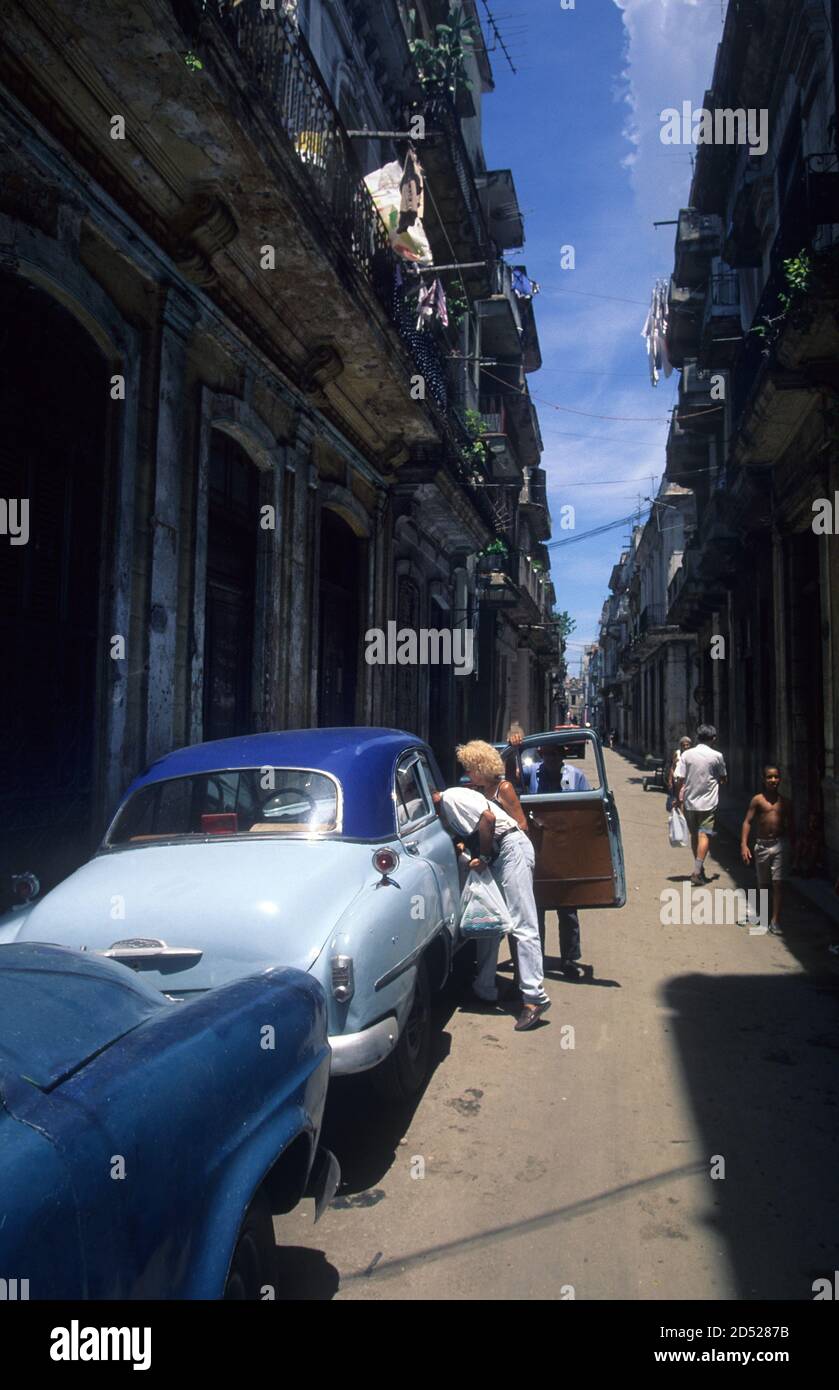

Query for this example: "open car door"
[504,729,626,910]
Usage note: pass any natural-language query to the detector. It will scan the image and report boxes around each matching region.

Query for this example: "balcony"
[676,360,724,435]
[700,270,741,367]
[674,209,723,288]
[183,0,454,409]
[723,158,773,268]
[665,413,707,486]
[476,169,524,251]
[422,97,494,297]
[478,395,521,481]
[518,466,550,542]
[475,548,545,623]
[477,261,523,360]
[667,278,704,369]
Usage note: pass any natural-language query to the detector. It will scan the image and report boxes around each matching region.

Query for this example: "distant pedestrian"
[741,765,796,934]
[674,725,727,885]
[609,728,617,750]
[667,735,692,811]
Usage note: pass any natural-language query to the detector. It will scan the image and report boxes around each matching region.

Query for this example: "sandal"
[514,998,551,1031]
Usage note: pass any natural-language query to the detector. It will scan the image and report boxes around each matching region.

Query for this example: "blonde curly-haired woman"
[436,740,550,1031]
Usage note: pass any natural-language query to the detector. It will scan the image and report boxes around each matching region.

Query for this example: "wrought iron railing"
[177,0,451,406]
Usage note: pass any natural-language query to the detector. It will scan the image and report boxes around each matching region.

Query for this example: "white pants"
[474,832,548,1004]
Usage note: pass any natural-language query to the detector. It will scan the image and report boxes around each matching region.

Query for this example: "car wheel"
[224,1190,276,1300]
[372,956,431,1102]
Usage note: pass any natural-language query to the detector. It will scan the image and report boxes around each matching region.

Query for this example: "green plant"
[184,51,203,71]
[554,610,577,640]
[479,538,509,557]
[447,289,469,327]
[409,5,477,100]
[749,250,811,348]
[461,407,489,470]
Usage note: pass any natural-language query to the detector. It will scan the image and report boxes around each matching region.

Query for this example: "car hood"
[12,838,369,992]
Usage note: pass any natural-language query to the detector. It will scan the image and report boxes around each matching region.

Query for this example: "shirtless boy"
[740,766,796,932]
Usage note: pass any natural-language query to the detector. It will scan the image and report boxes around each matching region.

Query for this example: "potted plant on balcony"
[409,6,478,103]
[476,537,508,577]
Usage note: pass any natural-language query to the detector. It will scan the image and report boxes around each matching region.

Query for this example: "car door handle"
[404,840,420,854]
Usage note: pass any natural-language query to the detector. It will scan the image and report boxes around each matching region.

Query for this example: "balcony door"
[204,430,259,742]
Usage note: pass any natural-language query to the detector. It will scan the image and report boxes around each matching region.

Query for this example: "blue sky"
[478,0,724,672]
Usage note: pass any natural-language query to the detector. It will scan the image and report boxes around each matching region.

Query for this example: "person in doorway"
[435,746,550,1032]
[667,736,693,811]
[523,742,590,979]
[741,766,796,934]
[609,728,617,750]
[674,725,727,886]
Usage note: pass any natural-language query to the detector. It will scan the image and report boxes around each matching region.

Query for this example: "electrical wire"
[546,508,652,549]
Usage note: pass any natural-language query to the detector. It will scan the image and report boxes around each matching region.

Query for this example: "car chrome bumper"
[306,1146,341,1222]
[328,1016,399,1076]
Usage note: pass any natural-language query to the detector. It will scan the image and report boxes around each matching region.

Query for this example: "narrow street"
[282,750,839,1301]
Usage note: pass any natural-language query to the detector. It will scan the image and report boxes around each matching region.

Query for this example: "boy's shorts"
[754,837,789,885]
[685,808,716,836]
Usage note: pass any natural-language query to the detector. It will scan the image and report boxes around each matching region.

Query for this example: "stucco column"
[285,414,317,728]
[772,529,791,776]
[146,287,196,765]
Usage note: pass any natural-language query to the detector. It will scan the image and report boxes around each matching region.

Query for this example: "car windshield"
[107,767,341,844]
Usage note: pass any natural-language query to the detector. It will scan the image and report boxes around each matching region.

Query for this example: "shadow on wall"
[661,969,839,1300]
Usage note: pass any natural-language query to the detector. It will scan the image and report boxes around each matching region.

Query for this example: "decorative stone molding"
[301,343,344,403]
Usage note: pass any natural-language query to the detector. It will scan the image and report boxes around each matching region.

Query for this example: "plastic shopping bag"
[458,869,514,937]
[669,806,689,849]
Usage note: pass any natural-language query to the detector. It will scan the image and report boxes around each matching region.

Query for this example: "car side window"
[395,756,433,829]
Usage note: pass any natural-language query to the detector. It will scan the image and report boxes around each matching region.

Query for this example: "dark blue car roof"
[119,728,435,841]
[0,944,166,1090]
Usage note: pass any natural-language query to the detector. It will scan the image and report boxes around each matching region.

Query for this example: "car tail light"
[373,847,399,875]
[331,955,354,1003]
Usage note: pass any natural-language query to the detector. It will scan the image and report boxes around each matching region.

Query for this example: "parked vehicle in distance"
[1,729,464,1101]
[0,943,338,1299]
[501,727,626,911]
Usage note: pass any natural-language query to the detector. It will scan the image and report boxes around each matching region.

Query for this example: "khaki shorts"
[754,837,789,885]
[685,808,716,836]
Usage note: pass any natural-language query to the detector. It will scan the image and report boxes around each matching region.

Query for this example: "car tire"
[224,1189,276,1300]
[372,956,432,1103]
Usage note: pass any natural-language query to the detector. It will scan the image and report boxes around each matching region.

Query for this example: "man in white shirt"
[674,725,727,886]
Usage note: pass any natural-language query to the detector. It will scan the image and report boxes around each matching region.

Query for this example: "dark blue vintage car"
[0,943,338,1299]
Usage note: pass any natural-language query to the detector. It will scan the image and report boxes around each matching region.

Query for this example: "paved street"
[280,749,839,1300]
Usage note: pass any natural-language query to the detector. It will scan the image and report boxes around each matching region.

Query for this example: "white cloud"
[611,0,723,227]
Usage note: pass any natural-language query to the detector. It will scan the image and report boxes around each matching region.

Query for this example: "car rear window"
[107,767,341,844]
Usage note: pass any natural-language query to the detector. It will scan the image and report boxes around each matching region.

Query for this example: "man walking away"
[674,725,727,887]
[741,765,796,934]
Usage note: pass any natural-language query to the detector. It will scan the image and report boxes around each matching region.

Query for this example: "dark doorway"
[204,431,259,741]
[318,508,362,726]
[0,273,108,893]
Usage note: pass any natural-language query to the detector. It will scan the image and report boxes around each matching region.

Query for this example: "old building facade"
[0,0,556,890]
[592,0,839,868]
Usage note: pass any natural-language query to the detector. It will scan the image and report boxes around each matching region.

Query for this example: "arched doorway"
[0,272,108,892]
[318,508,362,726]
[203,429,259,741]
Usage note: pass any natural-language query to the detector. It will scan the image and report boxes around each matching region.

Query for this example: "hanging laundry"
[398,147,425,231]
[365,160,433,266]
[415,276,449,332]
[641,279,673,387]
[392,273,447,409]
[511,268,540,300]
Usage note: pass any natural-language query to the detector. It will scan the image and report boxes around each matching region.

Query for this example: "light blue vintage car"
[2,729,464,1100]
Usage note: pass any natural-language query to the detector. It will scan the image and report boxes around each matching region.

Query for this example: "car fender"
[309,851,445,1037]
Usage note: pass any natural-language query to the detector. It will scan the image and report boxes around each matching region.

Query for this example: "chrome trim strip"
[373,920,445,991]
